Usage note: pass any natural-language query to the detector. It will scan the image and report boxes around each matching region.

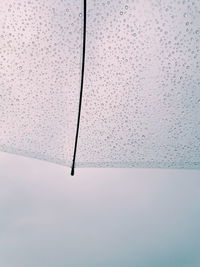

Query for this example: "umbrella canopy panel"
[77,0,200,169]
[0,0,82,165]
[0,0,200,169]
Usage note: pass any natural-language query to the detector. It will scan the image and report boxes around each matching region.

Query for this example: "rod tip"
[71,168,75,176]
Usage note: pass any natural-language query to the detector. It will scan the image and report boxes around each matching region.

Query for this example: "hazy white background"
[0,151,200,267]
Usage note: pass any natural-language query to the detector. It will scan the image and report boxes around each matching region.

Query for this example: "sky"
[0,152,200,267]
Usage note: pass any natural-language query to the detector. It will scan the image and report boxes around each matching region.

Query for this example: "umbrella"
[0,0,200,175]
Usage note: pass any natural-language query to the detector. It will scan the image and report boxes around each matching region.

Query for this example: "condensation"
[0,0,200,169]
[0,0,82,165]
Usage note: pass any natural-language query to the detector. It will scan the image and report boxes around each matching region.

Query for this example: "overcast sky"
[0,151,200,267]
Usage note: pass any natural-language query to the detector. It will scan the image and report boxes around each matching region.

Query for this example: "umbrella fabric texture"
[0,0,200,170]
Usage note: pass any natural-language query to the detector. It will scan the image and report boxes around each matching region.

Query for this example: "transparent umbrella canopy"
[0,0,200,174]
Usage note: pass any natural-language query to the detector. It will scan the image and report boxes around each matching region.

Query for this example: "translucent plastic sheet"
[1,0,200,169]
[0,0,82,165]
[77,0,200,168]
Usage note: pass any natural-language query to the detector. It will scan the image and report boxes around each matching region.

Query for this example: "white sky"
[0,151,200,267]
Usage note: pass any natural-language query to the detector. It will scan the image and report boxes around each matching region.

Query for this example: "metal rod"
[71,0,87,176]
